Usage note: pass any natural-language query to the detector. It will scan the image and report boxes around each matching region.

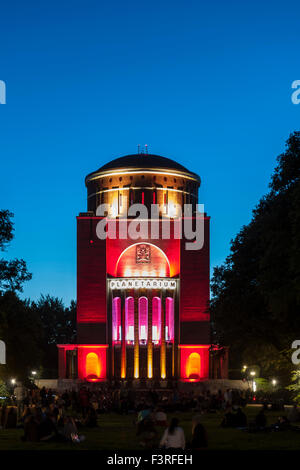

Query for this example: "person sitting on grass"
[83,405,98,427]
[138,415,158,449]
[235,407,247,428]
[22,414,39,442]
[188,415,208,450]
[38,412,59,441]
[5,407,17,429]
[288,404,300,423]
[61,416,85,443]
[155,408,167,427]
[221,406,236,428]
[271,415,291,432]
[255,408,267,429]
[21,414,39,442]
[159,418,185,450]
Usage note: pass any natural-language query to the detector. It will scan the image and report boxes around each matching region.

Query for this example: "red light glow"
[77,345,108,380]
[179,345,210,381]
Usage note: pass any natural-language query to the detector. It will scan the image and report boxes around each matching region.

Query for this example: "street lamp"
[272,379,277,386]
[31,371,37,376]
[11,378,16,385]
[249,371,256,392]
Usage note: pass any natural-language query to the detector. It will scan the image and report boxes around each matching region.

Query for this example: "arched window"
[125,297,134,343]
[187,352,201,379]
[116,243,170,278]
[112,297,121,342]
[165,297,174,341]
[139,297,148,344]
[86,352,100,378]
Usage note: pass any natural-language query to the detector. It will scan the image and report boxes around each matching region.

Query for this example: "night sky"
[0,0,299,304]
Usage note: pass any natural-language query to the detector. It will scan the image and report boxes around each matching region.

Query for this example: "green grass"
[1,406,300,451]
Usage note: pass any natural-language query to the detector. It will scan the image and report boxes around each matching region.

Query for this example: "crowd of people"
[0,383,299,449]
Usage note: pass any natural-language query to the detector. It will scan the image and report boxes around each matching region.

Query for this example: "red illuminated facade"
[57,153,228,384]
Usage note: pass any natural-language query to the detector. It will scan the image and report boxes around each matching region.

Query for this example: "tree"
[0,379,9,397]
[0,210,13,250]
[0,291,42,380]
[0,211,77,380]
[211,132,300,383]
[0,210,31,293]
[287,370,300,403]
[31,295,76,377]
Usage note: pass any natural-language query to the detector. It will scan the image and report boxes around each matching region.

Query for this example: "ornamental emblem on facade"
[136,244,151,264]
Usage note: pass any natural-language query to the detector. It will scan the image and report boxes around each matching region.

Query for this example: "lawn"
[0,405,300,451]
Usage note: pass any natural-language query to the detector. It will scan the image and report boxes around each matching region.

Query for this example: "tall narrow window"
[152,296,161,344]
[112,297,121,342]
[125,297,134,343]
[139,297,148,344]
[165,297,174,341]
[142,191,145,205]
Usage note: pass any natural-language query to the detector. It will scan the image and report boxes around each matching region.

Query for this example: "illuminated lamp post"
[31,370,37,384]
[250,370,256,392]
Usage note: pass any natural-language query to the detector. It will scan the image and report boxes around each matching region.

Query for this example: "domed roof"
[86,153,200,182]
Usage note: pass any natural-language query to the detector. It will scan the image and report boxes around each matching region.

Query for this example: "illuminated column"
[111,292,115,378]
[160,290,166,379]
[134,292,139,379]
[120,291,126,379]
[174,284,180,379]
[171,288,177,377]
[147,290,153,379]
[107,287,113,381]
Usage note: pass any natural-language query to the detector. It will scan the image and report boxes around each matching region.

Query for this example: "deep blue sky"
[0,0,299,305]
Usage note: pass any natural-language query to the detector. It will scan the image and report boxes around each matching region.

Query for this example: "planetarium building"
[57,153,228,385]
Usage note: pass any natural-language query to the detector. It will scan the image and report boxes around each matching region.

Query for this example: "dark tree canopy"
[0,210,14,250]
[0,210,32,292]
[211,132,300,381]
[0,291,42,380]
[0,210,76,379]
[31,295,77,377]
[0,292,77,380]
